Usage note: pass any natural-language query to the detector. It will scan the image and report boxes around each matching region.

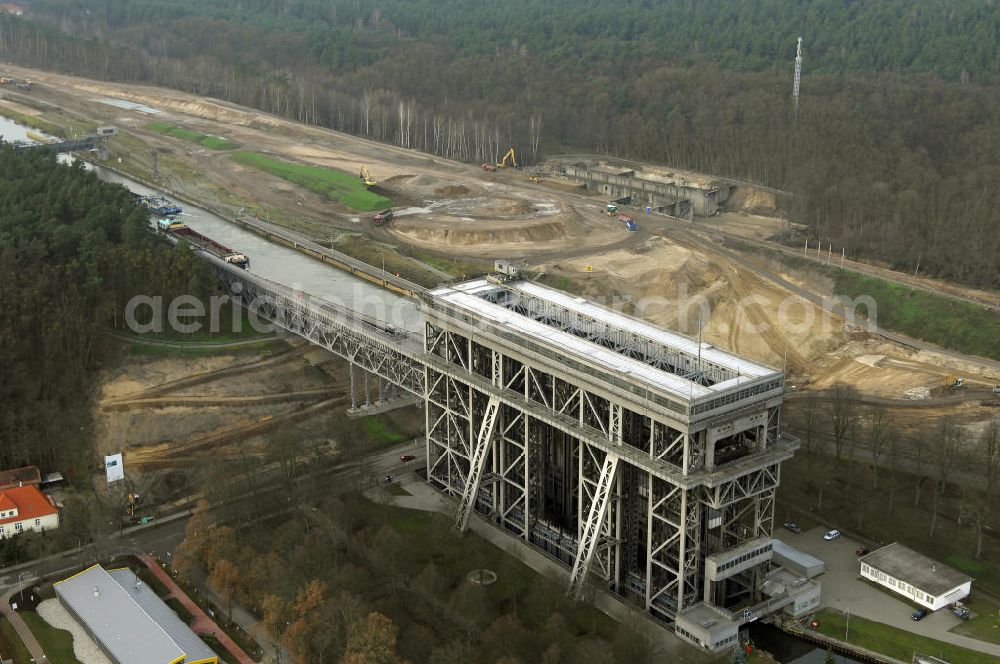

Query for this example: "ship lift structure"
[204,255,806,654]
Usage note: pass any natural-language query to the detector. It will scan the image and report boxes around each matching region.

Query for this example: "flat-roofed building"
[772,538,825,579]
[54,565,217,664]
[859,542,971,611]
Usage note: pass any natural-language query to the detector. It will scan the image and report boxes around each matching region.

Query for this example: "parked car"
[400,454,416,463]
[855,547,870,556]
[911,608,928,621]
[953,606,970,620]
[823,529,841,541]
[783,522,802,534]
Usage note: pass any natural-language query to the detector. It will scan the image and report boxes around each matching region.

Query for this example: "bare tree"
[864,406,890,489]
[885,433,900,516]
[969,417,1000,558]
[910,432,929,508]
[982,417,1000,503]
[929,417,962,538]
[829,383,859,460]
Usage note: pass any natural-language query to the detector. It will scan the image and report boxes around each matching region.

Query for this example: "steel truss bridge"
[212,257,799,652]
[14,135,99,154]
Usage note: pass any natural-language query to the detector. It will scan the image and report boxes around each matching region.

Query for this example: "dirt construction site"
[3,64,998,481]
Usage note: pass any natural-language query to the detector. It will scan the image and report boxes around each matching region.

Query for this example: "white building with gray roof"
[859,542,972,611]
[54,564,218,664]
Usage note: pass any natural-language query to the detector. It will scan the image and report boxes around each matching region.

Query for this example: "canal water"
[0,116,421,332]
[749,623,864,664]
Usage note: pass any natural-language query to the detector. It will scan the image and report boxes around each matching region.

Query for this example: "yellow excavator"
[498,147,517,169]
[360,165,377,188]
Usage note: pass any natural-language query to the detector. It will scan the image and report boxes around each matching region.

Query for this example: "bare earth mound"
[390,216,568,248]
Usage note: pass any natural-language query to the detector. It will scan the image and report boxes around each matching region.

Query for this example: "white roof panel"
[429,280,778,401]
[433,287,715,399]
[514,281,775,378]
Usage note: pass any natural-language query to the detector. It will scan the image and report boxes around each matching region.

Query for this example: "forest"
[1,2,998,286]
[0,147,214,479]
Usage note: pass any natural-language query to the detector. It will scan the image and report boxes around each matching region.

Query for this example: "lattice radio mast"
[792,36,803,116]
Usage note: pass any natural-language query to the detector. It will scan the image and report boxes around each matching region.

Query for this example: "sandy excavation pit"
[8,64,996,434]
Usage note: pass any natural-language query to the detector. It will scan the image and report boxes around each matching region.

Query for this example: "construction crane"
[360,165,377,188]
[498,147,517,169]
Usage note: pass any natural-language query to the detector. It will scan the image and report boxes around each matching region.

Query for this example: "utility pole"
[793,36,803,117]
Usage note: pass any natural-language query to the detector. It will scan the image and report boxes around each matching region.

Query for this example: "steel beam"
[455,395,501,531]
[568,452,620,599]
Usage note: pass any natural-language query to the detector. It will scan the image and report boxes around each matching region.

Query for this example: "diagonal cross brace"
[454,395,501,531]
[567,453,619,599]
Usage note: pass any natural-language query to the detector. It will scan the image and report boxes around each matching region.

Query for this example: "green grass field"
[812,608,989,664]
[229,151,391,211]
[832,271,1000,361]
[0,106,65,137]
[951,595,1000,645]
[729,239,1000,360]
[0,616,32,664]
[19,611,80,664]
[146,121,238,150]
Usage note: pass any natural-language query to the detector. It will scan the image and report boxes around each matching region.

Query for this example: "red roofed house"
[0,485,59,538]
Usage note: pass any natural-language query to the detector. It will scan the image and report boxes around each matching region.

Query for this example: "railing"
[232,211,425,296]
[15,135,98,153]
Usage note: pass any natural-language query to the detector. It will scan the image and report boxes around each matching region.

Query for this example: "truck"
[480,163,497,172]
[373,208,394,226]
[605,204,619,216]
[167,225,250,269]
[618,214,638,231]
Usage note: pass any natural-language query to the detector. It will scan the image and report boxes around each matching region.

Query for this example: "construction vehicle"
[0,77,13,85]
[373,208,394,226]
[618,214,638,231]
[605,204,619,216]
[15,79,30,92]
[156,216,187,232]
[360,165,377,188]
[498,147,517,169]
[944,375,965,390]
[481,163,497,172]
[125,493,142,517]
[528,174,540,183]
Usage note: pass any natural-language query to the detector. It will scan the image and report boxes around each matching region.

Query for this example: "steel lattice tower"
[793,37,803,115]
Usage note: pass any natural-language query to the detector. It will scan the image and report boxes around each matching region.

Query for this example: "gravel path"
[36,599,114,664]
